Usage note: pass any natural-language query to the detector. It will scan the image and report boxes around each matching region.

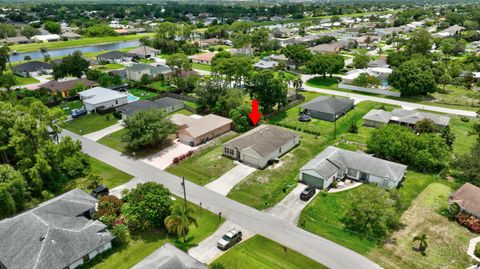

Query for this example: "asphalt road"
[61,130,381,269]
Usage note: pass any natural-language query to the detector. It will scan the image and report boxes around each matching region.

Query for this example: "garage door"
[179,134,194,146]
[241,154,260,168]
[301,173,324,189]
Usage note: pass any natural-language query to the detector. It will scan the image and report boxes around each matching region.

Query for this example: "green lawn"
[184,100,200,110]
[63,113,119,135]
[298,171,437,255]
[128,88,159,100]
[211,235,327,269]
[56,100,84,115]
[305,77,341,90]
[175,109,194,116]
[369,183,475,269]
[97,128,128,153]
[92,200,224,269]
[14,75,39,86]
[192,62,212,71]
[94,63,125,71]
[450,116,479,155]
[147,81,173,92]
[165,133,239,185]
[138,58,155,63]
[11,33,154,53]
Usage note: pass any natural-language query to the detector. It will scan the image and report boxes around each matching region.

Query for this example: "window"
[115,100,118,105]
[225,147,235,156]
[347,168,357,178]
[279,147,282,154]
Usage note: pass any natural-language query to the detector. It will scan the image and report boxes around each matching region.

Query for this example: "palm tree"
[413,234,428,253]
[164,203,198,243]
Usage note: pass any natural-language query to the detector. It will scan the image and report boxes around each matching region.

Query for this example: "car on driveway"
[217,228,242,250]
[71,107,87,118]
[300,186,316,201]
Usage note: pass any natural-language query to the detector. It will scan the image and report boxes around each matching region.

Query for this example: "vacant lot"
[369,183,475,269]
[298,171,437,255]
[211,235,327,269]
[63,113,118,134]
[166,133,238,185]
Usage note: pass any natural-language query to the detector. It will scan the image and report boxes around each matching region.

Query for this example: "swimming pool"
[127,94,140,103]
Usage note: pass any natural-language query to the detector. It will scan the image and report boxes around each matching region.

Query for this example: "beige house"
[223,125,300,169]
[191,52,216,65]
[170,114,232,146]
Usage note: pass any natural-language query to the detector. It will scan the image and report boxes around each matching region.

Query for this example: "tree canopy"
[388,58,436,96]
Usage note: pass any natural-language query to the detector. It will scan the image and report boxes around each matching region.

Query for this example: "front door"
[359,172,369,181]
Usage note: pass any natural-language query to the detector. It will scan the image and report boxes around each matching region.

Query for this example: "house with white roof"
[31,34,61,42]
[79,86,128,112]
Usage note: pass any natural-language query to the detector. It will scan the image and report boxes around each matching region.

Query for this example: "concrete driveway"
[83,122,124,141]
[266,183,319,224]
[188,220,255,264]
[141,140,197,170]
[205,163,256,196]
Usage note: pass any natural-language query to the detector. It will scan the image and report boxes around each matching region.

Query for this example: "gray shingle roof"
[131,243,207,269]
[301,146,407,183]
[116,97,183,116]
[126,63,172,74]
[224,125,299,158]
[362,108,450,127]
[12,61,53,73]
[128,46,160,56]
[362,109,392,123]
[301,96,354,115]
[97,50,136,60]
[0,189,114,269]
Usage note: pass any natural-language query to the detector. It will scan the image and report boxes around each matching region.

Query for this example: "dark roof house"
[116,97,184,117]
[131,243,207,269]
[37,78,97,96]
[12,61,53,76]
[300,96,354,121]
[0,189,114,269]
[96,51,136,62]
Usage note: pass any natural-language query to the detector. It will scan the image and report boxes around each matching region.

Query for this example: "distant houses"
[362,108,450,129]
[170,114,233,146]
[300,96,354,122]
[0,189,114,269]
[12,61,53,77]
[79,86,129,112]
[60,32,82,40]
[308,42,344,54]
[300,146,407,189]
[31,34,61,42]
[223,125,300,169]
[125,64,173,81]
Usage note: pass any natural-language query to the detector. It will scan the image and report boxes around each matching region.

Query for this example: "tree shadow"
[171,235,198,251]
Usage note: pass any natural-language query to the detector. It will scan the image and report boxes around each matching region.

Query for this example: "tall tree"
[166,53,192,76]
[164,203,198,243]
[406,28,432,55]
[353,53,370,69]
[246,70,288,113]
[283,44,312,70]
[388,59,436,96]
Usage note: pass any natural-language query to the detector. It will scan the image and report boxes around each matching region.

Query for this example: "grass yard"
[97,128,128,153]
[184,100,200,110]
[305,77,341,90]
[128,88,159,100]
[138,58,155,63]
[11,33,154,53]
[192,62,212,71]
[91,200,224,269]
[298,171,437,255]
[368,183,475,269]
[56,99,84,115]
[14,75,39,86]
[174,109,194,116]
[211,235,327,269]
[94,63,125,71]
[147,81,173,92]
[165,133,239,185]
[450,116,479,155]
[63,113,118,134]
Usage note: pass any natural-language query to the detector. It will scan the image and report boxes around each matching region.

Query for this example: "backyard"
[128,88,159,100]
[298,171,438,255]
[94,63,125,71]
[63,113,119,134]
[56,99,84,114]
[147,81,174,92]
[91,200,224,269]
[192,62,212,71]
[211,235,327,269]
[165,133,239,185]
[14,75,39,86]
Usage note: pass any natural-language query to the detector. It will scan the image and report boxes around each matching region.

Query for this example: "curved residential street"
[60,130,381,269]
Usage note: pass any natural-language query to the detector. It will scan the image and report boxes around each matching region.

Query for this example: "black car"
[267,158,280,165]
[91,185,109,198]
[298,113,312,122]
[300,186,316,201]
[71,107,87,118]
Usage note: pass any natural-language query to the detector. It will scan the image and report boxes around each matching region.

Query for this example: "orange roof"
[191,52,215,62]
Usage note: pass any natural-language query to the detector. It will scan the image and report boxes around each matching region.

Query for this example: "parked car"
[300,186,316,201]
[297,87,306,92]
[71,107,87,118]
[217,229,242,250]
[298,113,311,122]
[90,185,109,198]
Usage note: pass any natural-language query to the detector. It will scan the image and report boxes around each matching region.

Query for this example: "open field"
[63,113,118,134]
[211,235,327,269]
[91,200,224,269]
[166,133,239,185]
[369,183,475,269]
[10,33,154,53]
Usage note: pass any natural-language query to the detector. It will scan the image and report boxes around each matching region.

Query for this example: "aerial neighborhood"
[0,1,480,269]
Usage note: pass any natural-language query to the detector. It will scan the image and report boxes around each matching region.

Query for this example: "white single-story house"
[341,67,392,85]
[223,125,300,169]
[170,114,233,146]
[96,51,136,63]
[125,64,173,81]
[11,61,53,77]
[79,86,128,112]
[31,34,61,42]
[128,46,160,58]
[300,146,407,189]
[363,108,450,129]
[253,60,279,69]
[0,189,114,269]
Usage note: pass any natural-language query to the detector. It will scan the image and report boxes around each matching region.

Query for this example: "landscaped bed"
[63,113,119,135]
[211,235,327,269]
[165,133,239,185]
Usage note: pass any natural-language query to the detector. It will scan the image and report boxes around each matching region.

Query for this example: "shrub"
[461,116,470,122]
[475,243,480,258]
[208,47,215,52]
[173,157,180,164]
[456,212,480,233]
[111,223,130,245]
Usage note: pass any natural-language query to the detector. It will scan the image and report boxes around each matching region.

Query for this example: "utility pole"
[181,176,187,209]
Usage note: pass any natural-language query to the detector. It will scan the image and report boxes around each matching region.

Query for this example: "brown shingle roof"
[38,79,97,92]
[449,183,480,215]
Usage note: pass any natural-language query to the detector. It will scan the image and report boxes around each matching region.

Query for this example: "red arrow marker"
[248,99,262,126]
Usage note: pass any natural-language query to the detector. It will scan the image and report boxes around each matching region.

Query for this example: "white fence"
[338,83,401,97]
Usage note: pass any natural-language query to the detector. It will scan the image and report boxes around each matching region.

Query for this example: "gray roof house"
[128,46,160,58]
[300,146,407,189]
[131,243,207,269]
[125,63,173,81]
[12,61,53,77]
[0,189,114,269]
[300,96,354,121]
[96,51,136,63]
[223,125,300,169]
[363,108,450,128]
[116,97,184,117]
[449,183,480,218]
